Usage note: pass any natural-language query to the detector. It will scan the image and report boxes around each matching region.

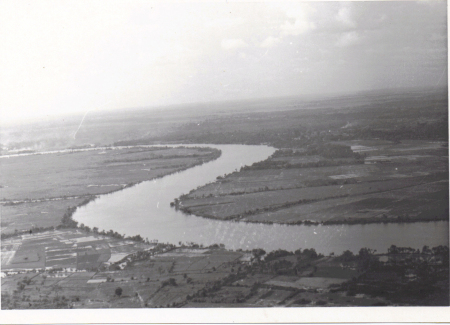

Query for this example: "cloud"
[221,38,248,51]
[336,5,356,28]
[260,36,281,48]
[268,2,317,37]
[281,15,316,36]
[281,19,316,37]
[336,31,360,47]
[0,1,447,124]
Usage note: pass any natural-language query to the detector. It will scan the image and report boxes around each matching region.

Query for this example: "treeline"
[112,140,164,146]
[188,245,443,306]
[245,248,326,277]
[58,196,97,229]
[241,158,364,171]
[273,144,360,159]
[337,245,449,305]
[240,144,364,171]
[3,195,150,245]
[323,213,448,226]
[103,148,221,164]
[263,248,322,262]
[349,120,448,142]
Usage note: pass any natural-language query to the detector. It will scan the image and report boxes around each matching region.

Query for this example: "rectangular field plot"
[294,277,347,289]
[77,254,102,270]
[312,266,358,279]
[58,278,91,288]
[147,287,191,307]
[5,245,46,269]
[252,289,294,306]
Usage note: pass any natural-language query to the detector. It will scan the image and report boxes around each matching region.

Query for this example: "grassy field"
[1,230,244,308]
[0,146,220,234]
[2,229,447,308]
[1,88,447,308]
[1,229,151,271]
[179,140,448,225]
[2,88,447,229]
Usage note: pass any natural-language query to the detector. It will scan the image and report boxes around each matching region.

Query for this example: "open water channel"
[74,144,448,254]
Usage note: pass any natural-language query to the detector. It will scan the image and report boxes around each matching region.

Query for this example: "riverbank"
[177,140,448,226]
[177,205,448,226]
[70,144,447,254]
[1,146,221,234]
[2,228,448,308]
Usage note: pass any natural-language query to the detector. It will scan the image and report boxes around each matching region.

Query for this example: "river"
[73,144,448,254]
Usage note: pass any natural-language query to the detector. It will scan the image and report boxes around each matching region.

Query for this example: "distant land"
[1,87,448,308]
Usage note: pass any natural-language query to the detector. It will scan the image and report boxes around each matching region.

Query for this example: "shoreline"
[9,142,444,252]
[69,146,221,229]
[177,205,449,227]
[1,145,221,236]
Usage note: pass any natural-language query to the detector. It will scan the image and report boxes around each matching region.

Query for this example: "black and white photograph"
[0,0,448,322]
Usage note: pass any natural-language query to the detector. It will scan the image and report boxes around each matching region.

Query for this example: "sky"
[0,0,447,124]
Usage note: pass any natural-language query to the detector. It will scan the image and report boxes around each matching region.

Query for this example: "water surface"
[74,144,448,254]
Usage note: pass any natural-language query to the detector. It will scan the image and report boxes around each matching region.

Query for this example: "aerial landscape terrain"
[1,87,448,308]
[0,0,448,319]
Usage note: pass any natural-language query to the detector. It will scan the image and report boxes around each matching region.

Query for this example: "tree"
[252,248,266,261]
[358,248,375,259]
[388,245,398,254]
[357,248,378,270]
[115,287,123,297]
[339,250,355,262]
[302,248,318,259]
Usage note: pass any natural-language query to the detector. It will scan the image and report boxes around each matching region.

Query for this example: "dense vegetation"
[338,245,449,305]
[188,245,449,306]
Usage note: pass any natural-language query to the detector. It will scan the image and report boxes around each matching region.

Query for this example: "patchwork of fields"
[1,229,152,271]
[0,146,220,233]
[1,89,448,309]
[3,231,408,308]
[179,140,448,224]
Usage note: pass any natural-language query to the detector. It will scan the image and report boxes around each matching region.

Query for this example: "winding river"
[74,144,448,254]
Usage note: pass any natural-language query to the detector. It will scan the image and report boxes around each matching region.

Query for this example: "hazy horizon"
[1,1,447,125]
[2,84,446,128]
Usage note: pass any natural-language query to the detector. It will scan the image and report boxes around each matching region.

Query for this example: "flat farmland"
[0,246,246,309]
[179,140,448,225]
[1,229,155,272]
[1,198,87,234]
[146,248,242,275]
[0,146,220,233]
[181,174,446,221]
[3,230,447,308]
[243,180,448,224]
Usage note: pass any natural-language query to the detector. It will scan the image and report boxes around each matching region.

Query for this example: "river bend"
[74,144,448,254]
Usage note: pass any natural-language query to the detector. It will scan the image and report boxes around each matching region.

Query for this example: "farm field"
[4,228,447,308]
[1,0,448,313]
[1,230,246,309]
[178,140,448,225]
[1,229,154,272]
[1,88,448,308]
[0,146,220,233]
